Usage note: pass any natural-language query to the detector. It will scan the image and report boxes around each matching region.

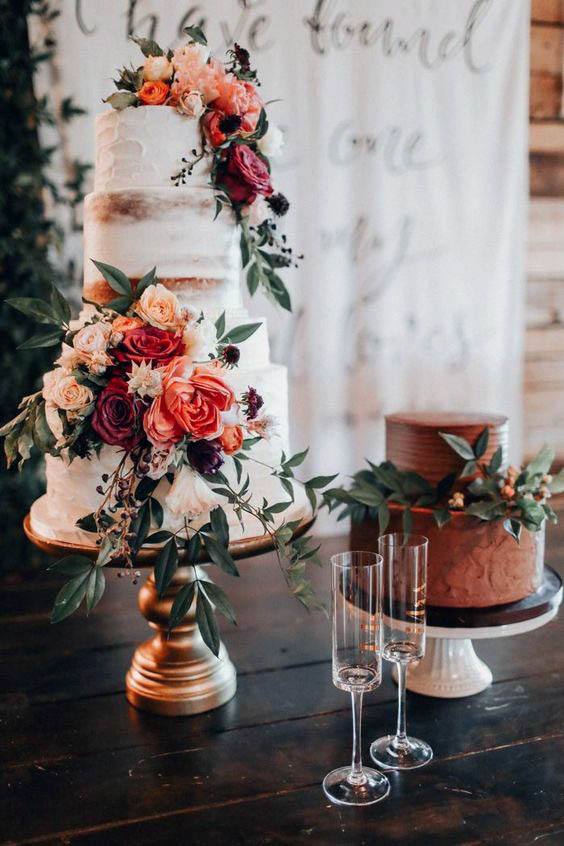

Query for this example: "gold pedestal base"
[24,512,315,717]
[126,567,237,717]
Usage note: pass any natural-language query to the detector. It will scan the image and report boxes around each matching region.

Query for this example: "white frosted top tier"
[94,106,209,192]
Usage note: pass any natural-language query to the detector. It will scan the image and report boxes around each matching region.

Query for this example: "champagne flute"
[322,551,390,806]
[370,533,433,770]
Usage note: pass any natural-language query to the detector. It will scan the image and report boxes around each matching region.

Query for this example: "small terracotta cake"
[351,412,545,608]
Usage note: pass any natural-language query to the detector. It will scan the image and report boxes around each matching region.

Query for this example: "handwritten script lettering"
[303,0,493,72]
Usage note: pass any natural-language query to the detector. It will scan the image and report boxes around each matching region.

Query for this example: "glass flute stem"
[392,661,409,751]
[349,689,367,785]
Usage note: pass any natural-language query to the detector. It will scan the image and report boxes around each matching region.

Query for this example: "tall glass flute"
[323,551,390,806]
[370,533,433,770]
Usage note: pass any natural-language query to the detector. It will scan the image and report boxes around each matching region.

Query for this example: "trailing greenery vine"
[0,0,89,567]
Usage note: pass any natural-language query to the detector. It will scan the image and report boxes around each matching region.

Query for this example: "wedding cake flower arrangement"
[1,29,335,659]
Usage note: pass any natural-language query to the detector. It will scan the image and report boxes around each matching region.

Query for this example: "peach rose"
[143,358,235,445]
[134,283,183,331]
[138,80,170,106]
[143,55,173,82]
[42,369,94,412]
[219,425,244,455]
[170,49,223,105]
[212,77,262,133]
[112,315,144,334]
[73,321,111,357]
[176,90,205,118]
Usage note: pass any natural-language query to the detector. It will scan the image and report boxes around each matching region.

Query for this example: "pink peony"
[170,48,224,105]
[212,77,262,133]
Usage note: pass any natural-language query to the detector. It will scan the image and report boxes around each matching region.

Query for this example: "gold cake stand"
[24,513,314,717]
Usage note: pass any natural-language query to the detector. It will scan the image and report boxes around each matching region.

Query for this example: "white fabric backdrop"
[30,0,530,523]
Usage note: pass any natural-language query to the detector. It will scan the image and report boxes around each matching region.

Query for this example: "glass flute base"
[370,735,433,770]
[322,766,390,806]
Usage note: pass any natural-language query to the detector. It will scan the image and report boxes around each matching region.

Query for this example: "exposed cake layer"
[386,411,509,485]
[352,506,544,607]
[94,107,208,192]
[83,188,241,310]
[32,363,308,545]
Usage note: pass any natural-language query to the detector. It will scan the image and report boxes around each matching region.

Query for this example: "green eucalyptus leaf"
[169,581,196,630]
[183,25,208,46]
[210,506,230,547]
[48,555,93,576]
[203,534,239,577]
[549,468,564,495]
[6,297,60,325]
[196,588,220,656]
[50,285,72,324]
[525,444,555,479]
[91,259,133,296]
[439,432,475,461]
[51,572,90,623]
[215,311,226,339]
[135,267,157,297]
[503,518,522,543]
[86,567,106,612]
[154,539,178,598]
[474,427,489,459]
[247,262,261,296]
[402,508,413,533]
[378,501,390,534]
[130,35,164,56]
[305,474,338,490]
[199,580,237,625]
[18,327,64,350]
[487,446,503,475]
[104,91,139,110]
[220,323,261,345]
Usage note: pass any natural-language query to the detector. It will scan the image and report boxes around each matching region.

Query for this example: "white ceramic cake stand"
[394,567,562,698]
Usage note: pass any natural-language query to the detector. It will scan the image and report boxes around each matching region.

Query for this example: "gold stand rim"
[23,512,316,567]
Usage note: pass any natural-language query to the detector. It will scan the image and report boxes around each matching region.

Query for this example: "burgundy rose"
[114,326,184,367]
[91,378,142,451]
[221,145,273,205]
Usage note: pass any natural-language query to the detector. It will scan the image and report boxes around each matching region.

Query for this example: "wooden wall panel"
[525,12,564,461]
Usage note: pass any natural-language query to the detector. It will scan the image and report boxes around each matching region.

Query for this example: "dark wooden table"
[1,526,564,846]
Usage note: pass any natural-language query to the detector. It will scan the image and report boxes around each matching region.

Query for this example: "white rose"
[135,283,184,331]
[258,124,285,159]
[143,55,173,82]
[43,369,93,412]
[183,317,217,362]
[176,90,205,118]
[73,322,111,357]
[165,465,222,521]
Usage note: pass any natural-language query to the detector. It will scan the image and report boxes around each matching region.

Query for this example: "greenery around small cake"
[325,428,564,543]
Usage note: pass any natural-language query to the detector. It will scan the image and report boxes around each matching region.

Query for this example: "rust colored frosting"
[352,507,544,608]
[348,411,544,608]
[386,411,509,485]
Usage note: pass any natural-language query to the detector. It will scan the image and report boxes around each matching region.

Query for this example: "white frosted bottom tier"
[31,363,312,545]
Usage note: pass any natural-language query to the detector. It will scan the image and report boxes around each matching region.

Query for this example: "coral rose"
[91,378,142,451]
[114,326,184,367]
[213,77,262,133]
[221,145,273,204]
[202,110,227,147]
[219,425,244,455]
[138,80,170,106]
[134,283,183,331]
[144,359,235,445]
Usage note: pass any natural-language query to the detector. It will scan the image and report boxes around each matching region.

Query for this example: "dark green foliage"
[0,1,89,569]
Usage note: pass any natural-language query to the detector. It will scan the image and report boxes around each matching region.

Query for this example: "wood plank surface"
[1,519,563,845]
